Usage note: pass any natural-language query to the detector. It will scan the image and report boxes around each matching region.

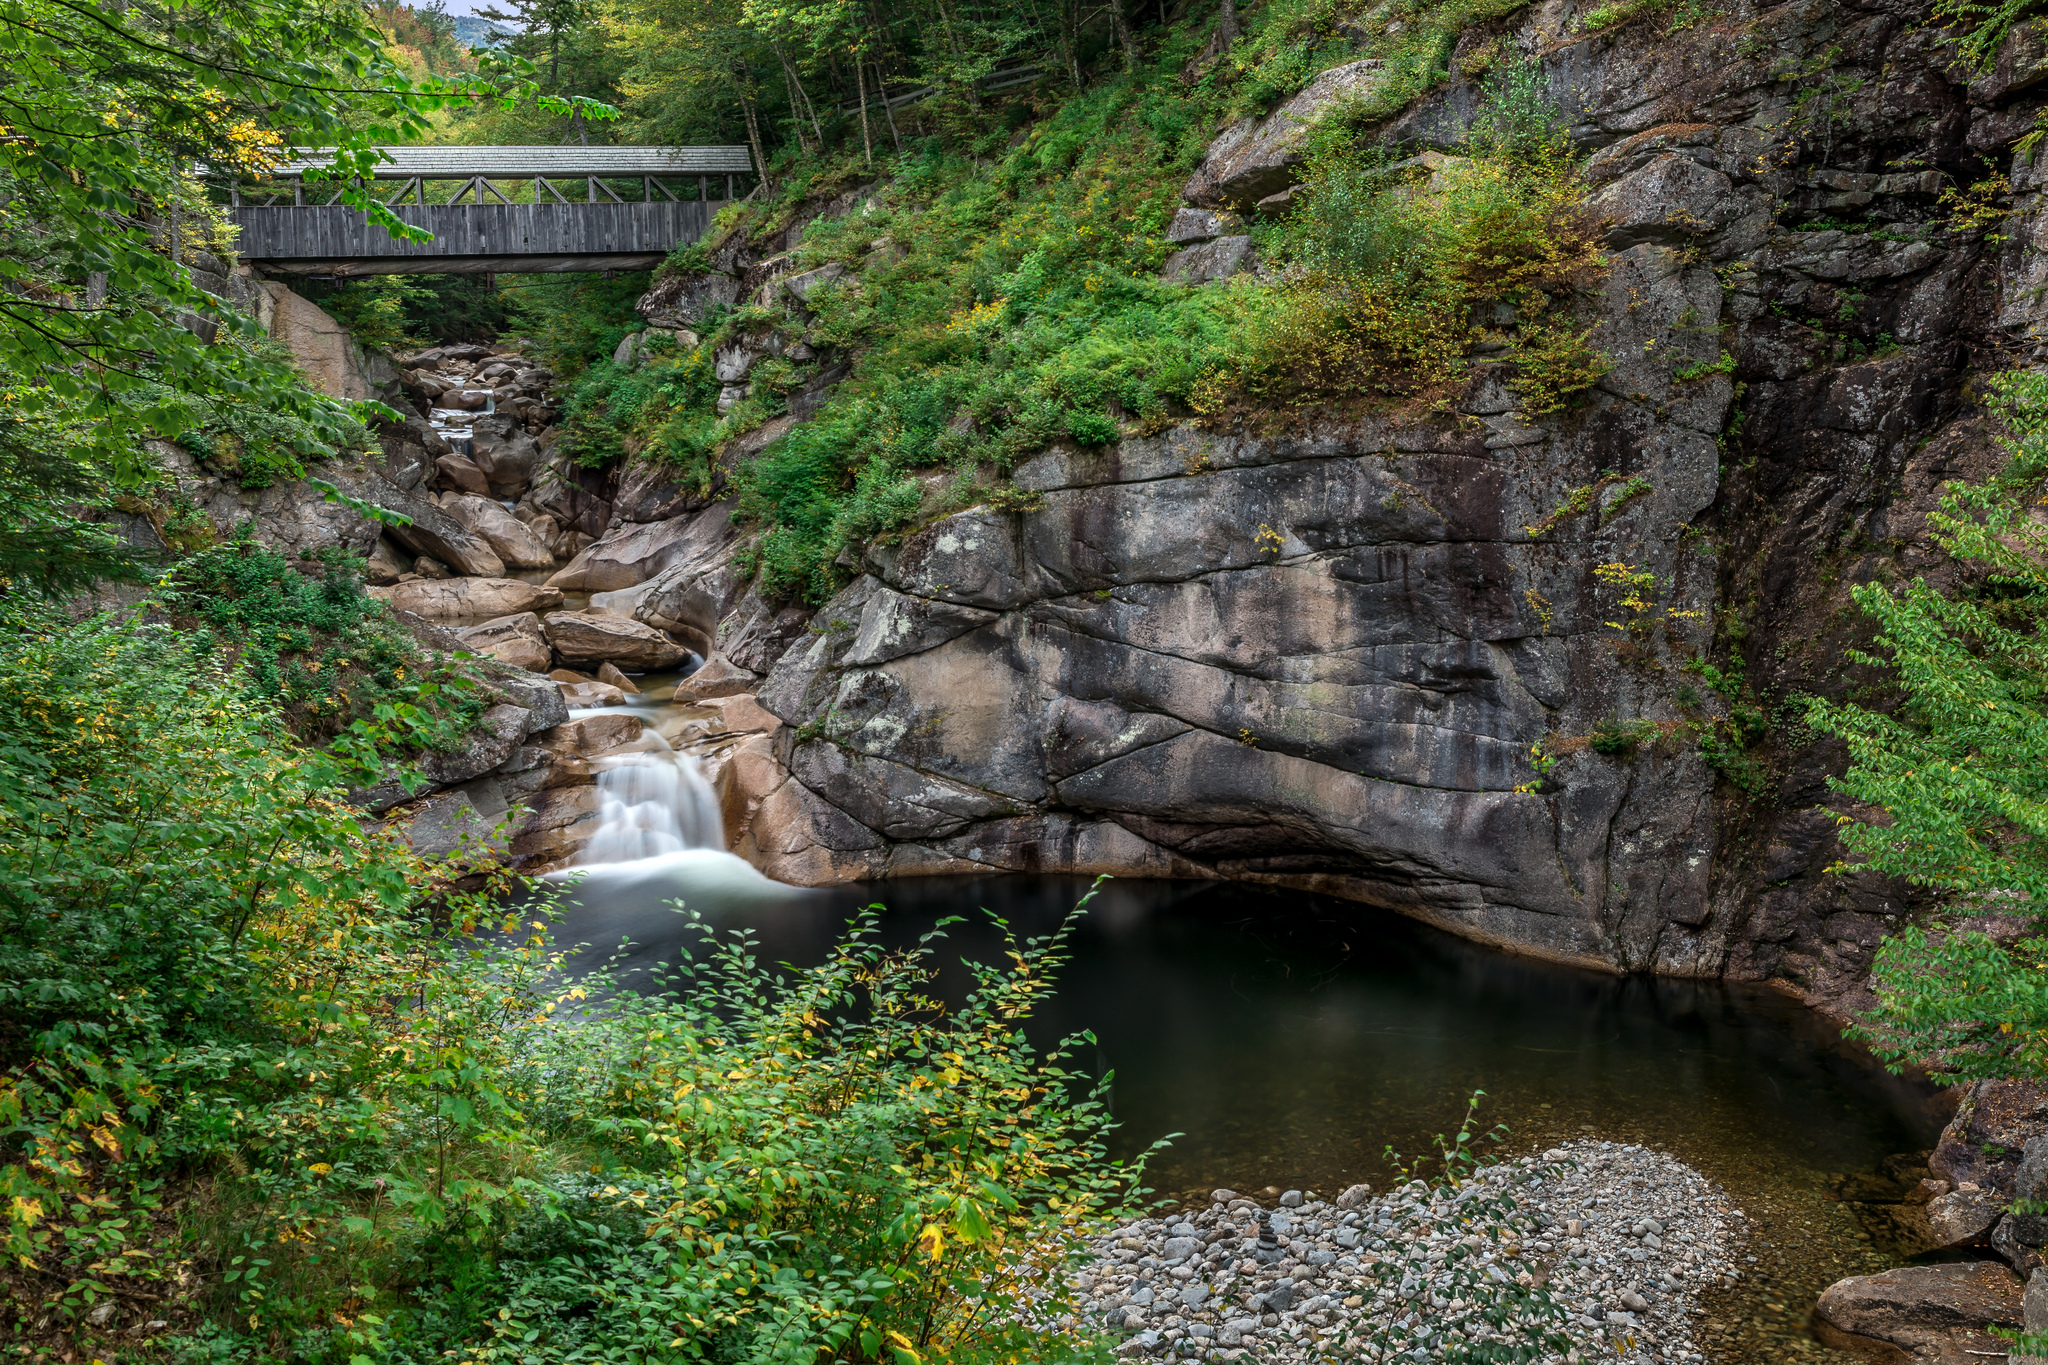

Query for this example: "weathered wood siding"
[234,201,714,263]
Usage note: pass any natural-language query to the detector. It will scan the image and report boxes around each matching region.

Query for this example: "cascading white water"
[577,724,725,865]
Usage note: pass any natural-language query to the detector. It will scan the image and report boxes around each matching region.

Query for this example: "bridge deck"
[234,201,714,275]
[232,145,748,275]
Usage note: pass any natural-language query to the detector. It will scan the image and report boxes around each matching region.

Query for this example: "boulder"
[534,712,645,759]
[1816,1262,2023,1365]
[440,493,556,569]
[371,577,565,621]
[674,653,758,701]
[559,680,627,707]
[614,459,710,523]
[522,456,613,540]
[435,451,492,496]
[366,537,410,585]
[542,610,689,670]
[637,270,746,329]
[1587,153,1746,248]
[422,703,532,786]
[367,477,507,577]
[547,502,738,594]
[456,612,553,673]
[409,556,453,579]
[1167,207,1226,244]
[374,414,448,491]
[596,662,640,693]
[1926,1185,2006,1248]
[1180,59,1387,210]
[481,667,569,733]
[1161,235,1254,284]
[468,414,543,498]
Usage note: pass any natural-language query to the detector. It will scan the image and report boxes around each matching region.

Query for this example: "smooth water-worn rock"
[371,576,563,621]
[1816,1262,2024,1365]
[542,610,689,670]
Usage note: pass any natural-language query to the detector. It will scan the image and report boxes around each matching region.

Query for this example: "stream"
[525,667,1955,1365]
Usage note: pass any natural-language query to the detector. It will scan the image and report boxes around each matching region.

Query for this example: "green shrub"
[159,536,484,752]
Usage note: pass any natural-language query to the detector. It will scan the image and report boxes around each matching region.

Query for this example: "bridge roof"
[271,145,753,179]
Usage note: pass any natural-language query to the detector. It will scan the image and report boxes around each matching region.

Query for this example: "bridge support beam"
[253,252,668,277]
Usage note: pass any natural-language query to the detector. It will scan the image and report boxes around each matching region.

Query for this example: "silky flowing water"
[542,863,1952,1365]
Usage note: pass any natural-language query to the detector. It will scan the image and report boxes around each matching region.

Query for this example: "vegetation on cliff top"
[490,0,1608,601]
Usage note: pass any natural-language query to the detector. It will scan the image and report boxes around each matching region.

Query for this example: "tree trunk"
[877,58,904,153]
[854,47,873,166]
[1219,0,1238,46]
[1111,0,1139,68]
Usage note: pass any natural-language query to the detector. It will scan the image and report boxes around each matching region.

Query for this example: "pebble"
[1054,1140,1743,1362]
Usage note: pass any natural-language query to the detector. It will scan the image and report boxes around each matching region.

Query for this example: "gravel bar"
[1066,1140,1746,1362]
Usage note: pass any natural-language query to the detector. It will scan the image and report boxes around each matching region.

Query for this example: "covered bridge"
[229,145,754,276]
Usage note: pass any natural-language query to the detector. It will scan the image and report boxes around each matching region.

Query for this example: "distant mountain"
[450,14,513,46]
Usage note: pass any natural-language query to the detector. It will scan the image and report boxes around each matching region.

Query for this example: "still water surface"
[548,862,1952,1362]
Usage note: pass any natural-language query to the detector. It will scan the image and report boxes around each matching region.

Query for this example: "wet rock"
[542,610,689,670]
[535,712,645,759]
[1816,1262,2024,1365]
[674,653,758,701]
[371,576,563,621]
[596,661,640,693]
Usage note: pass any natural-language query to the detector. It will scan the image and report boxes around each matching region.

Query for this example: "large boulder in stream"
[456,612,553,672]
[1816,1262,2023,1365]
[546,499,739,593]
[441,493,556,570]
[366,477,506,577]
[371,577,564,621]
[542,610,688,670]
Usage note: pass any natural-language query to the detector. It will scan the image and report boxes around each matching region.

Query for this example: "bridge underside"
[234,202,713,278]
[252,252,667,276]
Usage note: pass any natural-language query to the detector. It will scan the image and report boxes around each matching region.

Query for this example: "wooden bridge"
[229,146,754,276]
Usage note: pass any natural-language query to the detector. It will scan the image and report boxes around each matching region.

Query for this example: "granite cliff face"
[589,0,2047,988]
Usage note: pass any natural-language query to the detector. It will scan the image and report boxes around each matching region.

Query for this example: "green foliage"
[1806,371,2048,1100]
[1249,60,1605,412]
[159,537,485,754]
[1576,0,1719,35]
[0,598,538,1351]
[0,388,153,595]
[1808,370,2048,900]
[1588,715,1661,756]
[299,275,432,354]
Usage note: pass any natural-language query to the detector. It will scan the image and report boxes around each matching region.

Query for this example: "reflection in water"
[539,869,1950,1364]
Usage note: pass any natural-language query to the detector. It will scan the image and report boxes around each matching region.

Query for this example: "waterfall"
[576,725,725,866]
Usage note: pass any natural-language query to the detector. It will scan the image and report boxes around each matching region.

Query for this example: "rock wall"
[563,0,2048,983]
